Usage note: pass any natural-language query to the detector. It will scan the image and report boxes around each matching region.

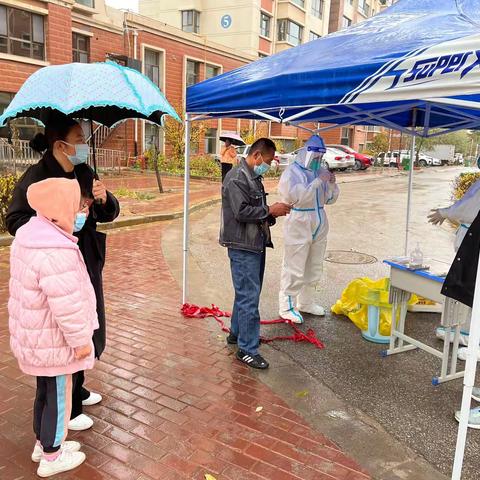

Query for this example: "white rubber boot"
[279,294,304,324]
[298,284,326,316]
[299,304,326,316]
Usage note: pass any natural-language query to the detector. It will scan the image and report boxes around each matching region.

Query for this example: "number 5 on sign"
[221,14,232,29]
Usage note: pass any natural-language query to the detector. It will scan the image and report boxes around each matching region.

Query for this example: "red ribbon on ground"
[181,303,325,350]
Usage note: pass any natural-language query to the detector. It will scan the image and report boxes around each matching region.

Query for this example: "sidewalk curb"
[0,196,221,247]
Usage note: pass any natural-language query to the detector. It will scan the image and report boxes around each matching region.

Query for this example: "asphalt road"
[185,166,480,479]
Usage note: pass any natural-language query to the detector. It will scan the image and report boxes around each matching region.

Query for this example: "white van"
[378,151,410,167]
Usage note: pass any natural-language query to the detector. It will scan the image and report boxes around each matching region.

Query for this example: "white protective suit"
[278,136,339,323]
[439,179,480,251]
[435,178,480,344]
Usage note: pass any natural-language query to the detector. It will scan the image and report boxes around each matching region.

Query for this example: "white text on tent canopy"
[342,33,480,104]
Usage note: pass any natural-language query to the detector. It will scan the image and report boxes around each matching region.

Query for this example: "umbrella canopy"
[219,132,246,146]
[0,61,180,128]
[187,0,480,134]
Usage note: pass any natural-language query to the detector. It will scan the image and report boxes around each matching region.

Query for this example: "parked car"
[378,151,410,167]
[327,144,372,170]
[418,154,442,167]
[323,147,355,171]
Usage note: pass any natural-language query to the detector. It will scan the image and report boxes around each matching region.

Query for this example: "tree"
[417,129,471,157]
[365,132,389,158]
[164,106,205,160]
[145,146,164,194]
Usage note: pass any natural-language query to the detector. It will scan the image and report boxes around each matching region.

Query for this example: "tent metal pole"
[182,113,191,305]
[404,109,417,256]
[452,256,480,479]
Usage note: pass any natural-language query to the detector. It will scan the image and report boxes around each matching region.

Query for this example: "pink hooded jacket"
[8,178,98,377]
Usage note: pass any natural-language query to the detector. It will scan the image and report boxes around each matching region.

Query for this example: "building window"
[342,16,352,28]
[291,0,305,8]
[341,127,352,146]
[182,10,200,34]
[277,19,303,46]
[309,31,320,42]
[0,6,45,60]
[205,128,217,154]
[311,0,323,18]
[144,48,161,87]
[186,59,200,87]
[358,0,370,16]
[76,0,95,7]
[205,64,220,79]
[0,92,43,139]
[72,33,89,63]
[260,13,271,38]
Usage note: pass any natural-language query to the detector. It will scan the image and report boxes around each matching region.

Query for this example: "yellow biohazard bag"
[331,277,417,336]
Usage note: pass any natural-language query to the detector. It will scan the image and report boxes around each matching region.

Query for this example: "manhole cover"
[325,250,377,265]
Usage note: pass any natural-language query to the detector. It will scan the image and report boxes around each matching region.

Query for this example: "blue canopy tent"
[185,2,480,477]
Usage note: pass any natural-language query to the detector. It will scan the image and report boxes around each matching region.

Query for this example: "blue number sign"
[221,15,232,29]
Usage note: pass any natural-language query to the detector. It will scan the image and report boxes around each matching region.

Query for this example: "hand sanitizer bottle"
[410,243,423,268]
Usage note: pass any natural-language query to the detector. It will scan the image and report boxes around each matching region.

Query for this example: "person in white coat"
[428,176,480,348]
[428,178,480,251]
[430,172,480,427]
[278,135,339,324]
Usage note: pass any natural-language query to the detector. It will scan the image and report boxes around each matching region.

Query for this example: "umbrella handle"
[89,116,103,204]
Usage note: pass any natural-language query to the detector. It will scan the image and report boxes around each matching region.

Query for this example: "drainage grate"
[325,250,377,265]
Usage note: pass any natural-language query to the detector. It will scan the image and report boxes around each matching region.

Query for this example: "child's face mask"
[73,212,87,232]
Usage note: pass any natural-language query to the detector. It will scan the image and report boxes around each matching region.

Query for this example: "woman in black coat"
[6,114,120,431]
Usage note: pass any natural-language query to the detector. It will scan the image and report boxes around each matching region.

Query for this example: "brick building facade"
[0,0,392,161]
[0,0,255,160]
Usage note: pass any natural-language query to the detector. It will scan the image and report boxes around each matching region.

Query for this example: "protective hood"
[295,135,327,169]
[27,178,81,235]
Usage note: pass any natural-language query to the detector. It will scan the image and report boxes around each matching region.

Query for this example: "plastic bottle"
[410,243,424,267]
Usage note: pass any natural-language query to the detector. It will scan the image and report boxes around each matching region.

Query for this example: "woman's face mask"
[62,142,89,166]
[73,212,87,232]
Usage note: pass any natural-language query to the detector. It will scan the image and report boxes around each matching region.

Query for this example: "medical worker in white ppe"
[278,135,339,324]
[428,172,480,350]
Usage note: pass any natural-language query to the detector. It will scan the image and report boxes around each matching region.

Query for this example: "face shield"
[305,146,325,171]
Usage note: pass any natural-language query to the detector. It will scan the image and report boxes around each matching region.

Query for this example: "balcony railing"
[0,138,127,174]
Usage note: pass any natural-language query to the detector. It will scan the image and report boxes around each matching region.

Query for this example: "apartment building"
[329,0,385,33]
[139,0,389,152]
[139,0,331,58]
[0,0,255,159]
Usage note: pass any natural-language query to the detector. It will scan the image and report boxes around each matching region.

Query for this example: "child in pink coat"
[8,177,98,478]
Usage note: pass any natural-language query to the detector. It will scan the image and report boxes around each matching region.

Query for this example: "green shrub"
[154,154,221,178]
[0,174,17,233]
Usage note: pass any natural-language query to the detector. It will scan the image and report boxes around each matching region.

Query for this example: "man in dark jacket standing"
[220,138,291,369]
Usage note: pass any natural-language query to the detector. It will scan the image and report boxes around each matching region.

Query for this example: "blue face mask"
[254,162,270,176]
[64,142,89,166]
[73,212,87,232]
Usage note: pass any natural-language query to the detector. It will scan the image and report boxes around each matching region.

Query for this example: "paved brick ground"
[0,219,371,480]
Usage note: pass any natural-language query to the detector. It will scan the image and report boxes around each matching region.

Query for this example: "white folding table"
[382,260,471,385]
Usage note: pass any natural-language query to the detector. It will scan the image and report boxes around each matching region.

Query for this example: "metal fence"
[0,139,40,174]
[0,139,127,174]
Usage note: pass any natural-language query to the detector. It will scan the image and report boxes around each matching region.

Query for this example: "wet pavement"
[171,166,480,479]
[0,218,371,477]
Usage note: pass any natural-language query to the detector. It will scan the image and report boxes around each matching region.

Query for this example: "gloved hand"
[319,169,331,182]
[428,209,445,225]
